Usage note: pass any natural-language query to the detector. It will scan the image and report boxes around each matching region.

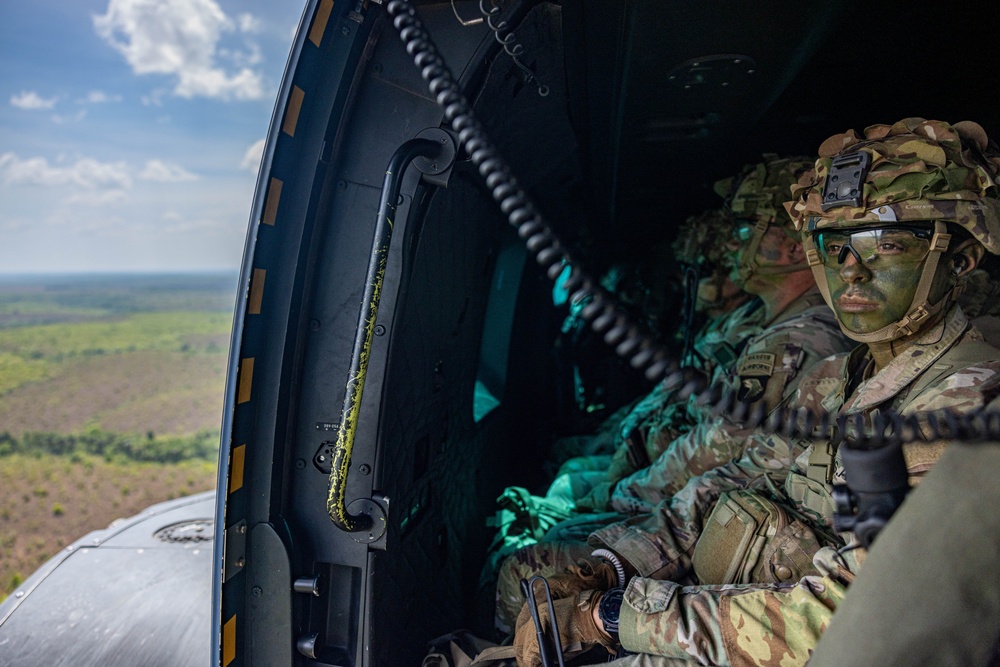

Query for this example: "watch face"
[599,587,625,634]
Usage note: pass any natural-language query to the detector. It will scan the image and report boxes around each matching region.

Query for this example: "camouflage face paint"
[825,255,924,334]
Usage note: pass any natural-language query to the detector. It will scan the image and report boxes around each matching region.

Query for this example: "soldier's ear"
[950,239,985,279]
[785,234,806,263]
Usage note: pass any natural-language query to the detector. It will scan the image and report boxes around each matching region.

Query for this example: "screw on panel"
[374,325,386,336]
[251,586,263,597]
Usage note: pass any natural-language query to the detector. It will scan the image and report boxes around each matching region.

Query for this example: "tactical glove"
[545,556,619,599]
[513,589,615,667]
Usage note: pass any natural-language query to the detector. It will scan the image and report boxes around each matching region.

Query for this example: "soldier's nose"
[838,251,870,282]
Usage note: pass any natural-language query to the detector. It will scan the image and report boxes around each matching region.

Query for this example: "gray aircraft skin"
[2,1,999,666]
[0,491,215,665]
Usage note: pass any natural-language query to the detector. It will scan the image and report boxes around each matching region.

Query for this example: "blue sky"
[0,0,307,274]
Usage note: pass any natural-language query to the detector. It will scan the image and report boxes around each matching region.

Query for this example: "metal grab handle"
[520,576,566,667]
[327,137,443,531]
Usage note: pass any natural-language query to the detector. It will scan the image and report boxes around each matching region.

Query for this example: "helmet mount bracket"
[822,151,872,211]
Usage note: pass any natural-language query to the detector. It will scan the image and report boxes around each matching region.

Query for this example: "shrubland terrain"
[0,274,235,600]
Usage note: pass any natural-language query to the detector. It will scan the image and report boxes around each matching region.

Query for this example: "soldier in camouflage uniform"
[509,118,1000,667]
[482,209,759,594]
[574,156,856,512]
[496,156,855,630]
[549,207,760,499]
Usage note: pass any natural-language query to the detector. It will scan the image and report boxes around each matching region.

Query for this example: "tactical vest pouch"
[693,490,821,585]
[785,470,836,520]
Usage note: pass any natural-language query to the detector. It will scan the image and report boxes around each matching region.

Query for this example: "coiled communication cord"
[386,0,1000,446]
[697,383,1000,448]
[387,0,675,384]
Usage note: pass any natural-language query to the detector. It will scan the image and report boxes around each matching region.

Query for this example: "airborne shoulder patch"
[738,352,776,378]
[737,377,766,402]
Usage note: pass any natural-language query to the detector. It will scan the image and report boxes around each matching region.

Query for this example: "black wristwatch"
[598,587,625,639]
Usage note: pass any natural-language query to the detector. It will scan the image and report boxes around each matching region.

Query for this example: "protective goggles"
[811,225,935,269]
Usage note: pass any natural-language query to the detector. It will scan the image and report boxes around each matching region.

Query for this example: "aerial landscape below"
[0,272,236,601]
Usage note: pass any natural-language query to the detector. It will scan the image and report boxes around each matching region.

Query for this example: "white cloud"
[93,0,264,101]
[10,91,58,110]
[237,13,262,34]
[52,109,88,124]
[78,90,123,104]
[139,159,198,182]
[219,42,262,68]
[67,190,129,206]
[0,152,131,190]
[240,139,265,172]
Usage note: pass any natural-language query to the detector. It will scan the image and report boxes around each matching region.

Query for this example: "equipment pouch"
[693,490,821,585]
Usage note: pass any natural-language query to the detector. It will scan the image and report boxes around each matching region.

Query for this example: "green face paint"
[824,257,924,334]
[815,228,933,269]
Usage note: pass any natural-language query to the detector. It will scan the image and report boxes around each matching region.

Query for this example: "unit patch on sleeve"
[736,352,775,402]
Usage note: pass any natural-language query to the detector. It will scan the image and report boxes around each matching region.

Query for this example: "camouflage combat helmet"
[672,208,735,269]
[785,117,1000,343]
[716,154,814,282]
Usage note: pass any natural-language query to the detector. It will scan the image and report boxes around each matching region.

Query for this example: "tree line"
[0,429,220,463]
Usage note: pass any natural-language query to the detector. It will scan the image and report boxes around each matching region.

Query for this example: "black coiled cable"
[694,382,1000,447]
[387,0,675,383]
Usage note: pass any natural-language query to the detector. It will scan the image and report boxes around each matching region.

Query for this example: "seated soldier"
[484,208,761,569]
[509,118,1000,667]
[549,207,759,502]
[495,155,854,630]
[581,155,857,515]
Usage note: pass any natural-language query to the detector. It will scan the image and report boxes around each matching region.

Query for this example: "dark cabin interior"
[221,1,1000,665]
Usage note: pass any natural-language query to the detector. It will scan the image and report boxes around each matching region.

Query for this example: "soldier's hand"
[513,589,615,667]
[545,557,618,599]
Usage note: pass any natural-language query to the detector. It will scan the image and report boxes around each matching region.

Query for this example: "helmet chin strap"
[803,221,953,344]
[737,218,810,282]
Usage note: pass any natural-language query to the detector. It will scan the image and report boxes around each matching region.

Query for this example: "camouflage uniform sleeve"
[617,548,852,666]
[589,430,805,579]
[609,417,754,512]
[596,374,712,489]
[608,307,850,513]
[605,302,768,489]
